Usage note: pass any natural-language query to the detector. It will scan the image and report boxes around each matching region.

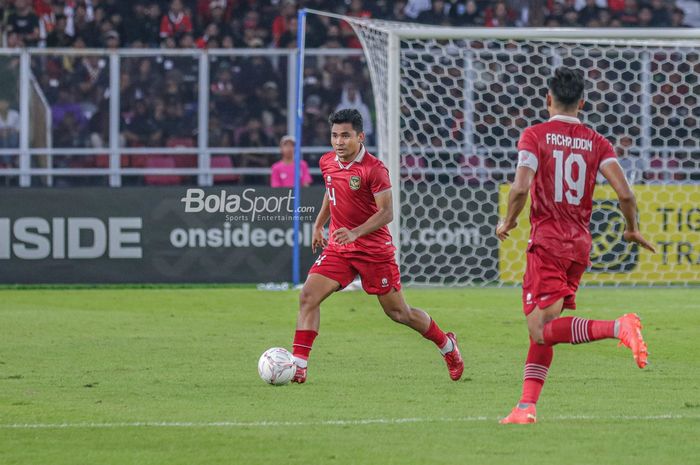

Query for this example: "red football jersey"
[517,115,618,265]
[320,145,395,260]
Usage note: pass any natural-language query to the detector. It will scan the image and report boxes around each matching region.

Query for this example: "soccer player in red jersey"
[497,67,657,424]
[290,109,464,383]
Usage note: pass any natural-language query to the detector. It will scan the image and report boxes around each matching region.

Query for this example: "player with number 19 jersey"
[498,67,652,425]
[517,114,618,265]
[517,114,618,313]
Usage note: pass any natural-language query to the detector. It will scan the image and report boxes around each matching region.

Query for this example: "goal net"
[310,13,700,286]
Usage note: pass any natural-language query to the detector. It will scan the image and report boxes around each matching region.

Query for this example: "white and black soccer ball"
[258,347,296,385]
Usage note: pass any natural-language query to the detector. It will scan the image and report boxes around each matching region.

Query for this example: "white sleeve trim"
[599,158,619,171]
[517,150,538,173]
[598,158,622,174]
[373,187,392,196]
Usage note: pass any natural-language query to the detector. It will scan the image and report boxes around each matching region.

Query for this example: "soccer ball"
[258,347,296,385]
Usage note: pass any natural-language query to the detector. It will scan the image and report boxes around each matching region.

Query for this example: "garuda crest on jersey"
[349,176,361,190]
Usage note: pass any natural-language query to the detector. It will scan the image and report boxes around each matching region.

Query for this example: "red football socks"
[543,316,615,345]
[292,330,318,367]
[422,318,448,349]
[520,337,553,405]
[518,317,616,406]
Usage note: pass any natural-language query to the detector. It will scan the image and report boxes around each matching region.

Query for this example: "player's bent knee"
[384,307,409,324]
[383,305,410,324]
[529,327,546,345]
[299,288,322,312]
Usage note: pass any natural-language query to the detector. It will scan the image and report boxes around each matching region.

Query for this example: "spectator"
[270,135,312,188]
[6,0,40,46]
[200,2,231,40]
[0,0,9,27]
[103,29,120,49]
[617,0,640,26]
[561,7,580,26]
[336,83,373,145]
[607,0,626,13]
[417,0,450,25]
[391,1,411,22]
[122,3,157,46]
[485,1,516,27]
[73,55,108,118]
[52,86,87,133]
[453,0,483,26]
[46,13,72,47]
[238,117,274,147]
[671,6,690,27]
[577,0,602,24]
[239,10,263,47]
[676,0,700,26]
[638,6,654,27]
[340,0,371,48]
[196,22,220,48]
[73,3,100,46]
[598,8,613,26]
[197,0,234,27]
[0,98,19,166]
[160,0,193,40]
[257,81,286,138]
[238,117,275,184]
[649,0,672,26]
[238,49,278,95]
[122,98,158,147]
[271,0,296,47]
[278,15,298,48]
[210,68,235,114]
[88,98,109,150]
[404,0,432,19]
[35,0,57,46]
[161,97,195,141]
[144,3,163,45]
[62,0,94,36]
[318,23,343,47]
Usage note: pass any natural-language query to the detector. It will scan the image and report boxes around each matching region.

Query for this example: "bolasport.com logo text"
[180,188,315,222]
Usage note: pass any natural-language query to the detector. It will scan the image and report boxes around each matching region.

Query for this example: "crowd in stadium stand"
[0,0,698,186]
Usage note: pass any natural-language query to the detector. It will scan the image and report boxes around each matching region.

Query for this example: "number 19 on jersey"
[553,150,586,206]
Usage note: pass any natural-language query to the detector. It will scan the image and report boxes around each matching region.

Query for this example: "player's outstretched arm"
[600,160,656,253]
[312,192,331,253]
[332,190,393,246]
[497,166,535,241]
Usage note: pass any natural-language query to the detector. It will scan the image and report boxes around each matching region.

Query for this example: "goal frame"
[297,10,700,284]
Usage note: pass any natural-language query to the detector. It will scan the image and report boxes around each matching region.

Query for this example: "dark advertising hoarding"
[0,187,324,284]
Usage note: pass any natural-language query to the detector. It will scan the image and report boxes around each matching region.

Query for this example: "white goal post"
[303,10,700,287]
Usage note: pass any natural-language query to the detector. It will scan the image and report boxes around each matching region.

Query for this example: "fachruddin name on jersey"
[545,133,593,151]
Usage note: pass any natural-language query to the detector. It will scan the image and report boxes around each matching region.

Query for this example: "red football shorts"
[522,246,587,316]
[308,248,401,295]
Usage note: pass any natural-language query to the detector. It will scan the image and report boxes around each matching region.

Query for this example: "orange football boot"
[617,313,648,368]
[500,404,537,424]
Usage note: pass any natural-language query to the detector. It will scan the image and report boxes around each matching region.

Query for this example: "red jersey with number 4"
[517,115,618,265]
[319,145,395,260]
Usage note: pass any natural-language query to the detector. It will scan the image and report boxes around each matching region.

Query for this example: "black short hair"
[548,66,585,108]
[328,108,363,133]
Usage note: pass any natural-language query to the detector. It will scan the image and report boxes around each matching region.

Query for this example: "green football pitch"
[0,287,698,465]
